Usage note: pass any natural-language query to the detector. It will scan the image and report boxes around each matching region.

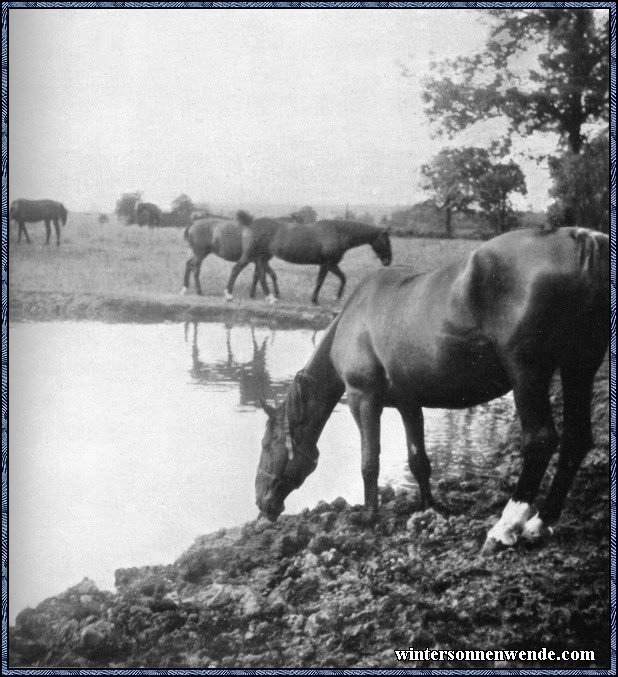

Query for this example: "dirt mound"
[9,374,610,669]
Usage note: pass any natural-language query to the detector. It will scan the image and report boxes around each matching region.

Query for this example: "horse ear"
[260,398,277,419]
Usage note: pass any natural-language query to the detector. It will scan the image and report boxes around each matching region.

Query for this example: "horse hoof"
[179,287,188,296]
[521,513,554,541]
[224,291,233,302]
[480,537,503,555]
[267,294,278,305]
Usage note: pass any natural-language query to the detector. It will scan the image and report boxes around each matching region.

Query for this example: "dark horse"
[135,202,162,228]
[225,215,392,304]
[10,199,67,246]
[255,227,608,550]
[182,217,278,301]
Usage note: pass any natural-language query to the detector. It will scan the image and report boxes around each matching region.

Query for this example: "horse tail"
[236,210,253,228]
[184,225,191,242]
[570,228,608,288]
[8,201,17,222]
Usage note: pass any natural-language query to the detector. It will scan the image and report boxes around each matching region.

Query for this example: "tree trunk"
[445,207,453,238]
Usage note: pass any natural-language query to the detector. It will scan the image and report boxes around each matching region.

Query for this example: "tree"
[171,194,194,228]
[422,9,609,154]
[115,191,142,225]
[547,131,609,232]
[476,161,527,234]
[420,147,490,237]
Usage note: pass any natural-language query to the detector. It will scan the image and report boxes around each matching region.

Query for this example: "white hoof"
[224,290,233,302]
[521,513,554,541]
[179,287,188,296]
[484,500,531,548]
[267,294,278,305]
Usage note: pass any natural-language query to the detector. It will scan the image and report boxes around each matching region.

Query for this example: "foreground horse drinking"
[9,199,67,246]
[182,217,278,301]
[225,215,392,304]
[256,227,608,549]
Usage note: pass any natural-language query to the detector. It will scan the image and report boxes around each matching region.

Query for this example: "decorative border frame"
[0,2,615,675]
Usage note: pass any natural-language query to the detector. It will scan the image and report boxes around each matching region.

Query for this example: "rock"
[330,496,349,512]
[72,578,99,595]
[308,533,335,554]
[78,620,121,660]
[305,611,330,637]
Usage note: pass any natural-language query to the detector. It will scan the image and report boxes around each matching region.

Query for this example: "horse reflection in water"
[185,322,291,408]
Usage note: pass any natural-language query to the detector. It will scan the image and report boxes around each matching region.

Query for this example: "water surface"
[9,320,515,622]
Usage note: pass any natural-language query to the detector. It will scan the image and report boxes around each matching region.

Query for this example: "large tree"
[423,9,609,155]
[548,131,609,232]
[476,161,527,234]
[420,147,490,237]
[115,191,142,225]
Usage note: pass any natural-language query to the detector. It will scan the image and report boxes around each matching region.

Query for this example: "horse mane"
[285,371,317,424]
[236,210,254,227]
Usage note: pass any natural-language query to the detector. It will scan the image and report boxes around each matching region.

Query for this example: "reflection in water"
[9,320,516,624]
[185,322,293,408]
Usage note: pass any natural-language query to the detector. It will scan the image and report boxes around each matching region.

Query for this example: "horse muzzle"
[381,255,393,266]
[257,496,284,522]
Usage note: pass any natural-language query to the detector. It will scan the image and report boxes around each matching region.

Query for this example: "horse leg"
[44,219,51,245]
[257,260,277,304]
[53,218,61,246]
[311,265,329,305]
[250,260,271,300]
[523,361,601,540]
[265,262,280,299]
[225,257,251,301]
[348,389,383,521]
[398,404,434,509]
[484,362,557,549]
[181,256,194,294]
[330,263,347,300]
[193,256,205,296]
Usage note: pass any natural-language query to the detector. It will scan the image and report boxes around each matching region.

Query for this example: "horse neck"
[286,318,344,445]
[337,221,382,250]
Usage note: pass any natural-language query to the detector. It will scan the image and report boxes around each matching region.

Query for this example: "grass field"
[8,213,480,319]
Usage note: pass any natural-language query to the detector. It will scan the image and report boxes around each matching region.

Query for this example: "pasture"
[8,212,479,321]
[7,212,610,668]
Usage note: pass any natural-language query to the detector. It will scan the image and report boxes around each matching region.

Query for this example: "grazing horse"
[135,202,162,228]
[255,227,608,550]
[225,215,392,304]
[182,218,278,301]
[10,199,67,246]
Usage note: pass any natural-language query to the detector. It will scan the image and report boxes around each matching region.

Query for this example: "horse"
[135,202,162,228]
[181,217,278,302]
[225,214,393,304]
[9,199,67,246]
[255,226,608,551]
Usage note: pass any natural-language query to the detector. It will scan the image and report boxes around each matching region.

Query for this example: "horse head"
[256,378,319,521]
[372,229,392,266]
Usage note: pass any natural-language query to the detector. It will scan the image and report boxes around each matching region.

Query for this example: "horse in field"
[225,214,392,304]
[255,226,608,550]
[135,202,162,228]
[9,199,67,246]
[182,217,278,301]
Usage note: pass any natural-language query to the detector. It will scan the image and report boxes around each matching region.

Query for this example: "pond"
[8,320,515,622]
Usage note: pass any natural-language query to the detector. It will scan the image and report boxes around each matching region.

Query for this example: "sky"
[8,7,564,214]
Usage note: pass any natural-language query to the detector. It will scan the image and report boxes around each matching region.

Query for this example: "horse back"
[331,227,608,409]
[10,198,65,223]
[456,227,609,356]
[187,218,243,261]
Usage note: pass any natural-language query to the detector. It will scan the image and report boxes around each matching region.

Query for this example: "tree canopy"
[423,9,609,154]
[421,147,527,236]
[115,191,142,225]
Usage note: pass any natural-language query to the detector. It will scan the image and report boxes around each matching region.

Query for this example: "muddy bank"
[9,370,610,669]
[8,290,335,330]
